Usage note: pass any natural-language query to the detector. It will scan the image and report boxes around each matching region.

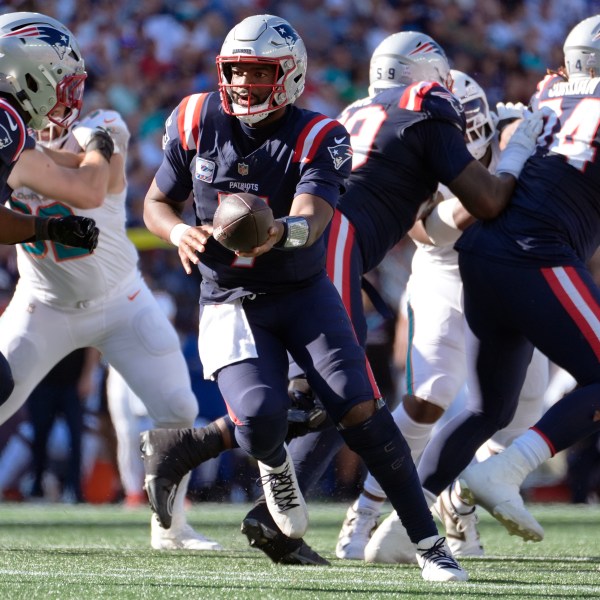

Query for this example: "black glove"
[36,216,99,253]
[286,376,330,441]
[85,127,114,163]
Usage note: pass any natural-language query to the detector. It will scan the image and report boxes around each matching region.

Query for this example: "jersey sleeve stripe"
[177,93,206,151]
[399,81,436,111]
[293,115,333,163]
[542,265,600,360]
[0,99,27,162]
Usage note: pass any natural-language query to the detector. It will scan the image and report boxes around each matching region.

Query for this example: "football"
[212,193,274,252]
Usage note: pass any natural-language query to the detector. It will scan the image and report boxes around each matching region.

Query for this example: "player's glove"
[35,215,100,253]
[495,101,527,133]
[496,109,546,179]
[286,376,329,441]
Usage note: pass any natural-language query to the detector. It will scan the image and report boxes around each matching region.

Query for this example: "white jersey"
[10,110,138,306]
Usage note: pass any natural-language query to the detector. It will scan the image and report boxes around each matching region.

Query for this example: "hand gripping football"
[213,193,274,252]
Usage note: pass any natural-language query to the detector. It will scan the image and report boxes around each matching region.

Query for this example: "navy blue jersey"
[0,98,35,202]
[155,92,353,301]
[337,82,471,272]
[457,74,600,266]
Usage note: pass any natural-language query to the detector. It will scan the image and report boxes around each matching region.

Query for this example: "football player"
[415,13,600,542]
[142,15,473,582]
[0,94,220,550]
[140,21,544,579]
[338,71,551,564]
[0,11,107,406]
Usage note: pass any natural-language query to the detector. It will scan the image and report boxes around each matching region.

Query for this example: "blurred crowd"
[0,0,599,505]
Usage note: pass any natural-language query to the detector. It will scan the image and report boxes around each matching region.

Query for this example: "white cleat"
[416,535,468,582]
[459,458,544,542]
[432,486,484,557]
[258,448,308,539]
[335,500,379,560]
[151,516,223,551]
[364,511,417,564]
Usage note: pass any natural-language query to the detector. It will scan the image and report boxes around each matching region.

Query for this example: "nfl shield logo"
[238,162,249,176]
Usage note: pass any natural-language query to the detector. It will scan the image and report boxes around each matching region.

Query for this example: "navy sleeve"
[409,119,475,185]
[296,121,352,208]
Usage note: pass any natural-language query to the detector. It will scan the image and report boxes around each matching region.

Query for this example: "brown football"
[213,192,274,252]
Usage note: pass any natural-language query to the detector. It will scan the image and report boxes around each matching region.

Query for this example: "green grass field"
[0,501,598,599]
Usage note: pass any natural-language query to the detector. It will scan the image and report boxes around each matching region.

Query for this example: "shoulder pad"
[399,81,465,129]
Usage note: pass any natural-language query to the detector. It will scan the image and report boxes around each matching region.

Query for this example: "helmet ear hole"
[25,73,38,93]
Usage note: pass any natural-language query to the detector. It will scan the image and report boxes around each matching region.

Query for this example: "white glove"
[496,110,545,179]
[72,109,130,155]
[495,101,527,123]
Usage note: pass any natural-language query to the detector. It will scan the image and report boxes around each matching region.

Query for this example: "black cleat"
[140,429,188,529]
[140,423,226,529]
[241,500,330,566]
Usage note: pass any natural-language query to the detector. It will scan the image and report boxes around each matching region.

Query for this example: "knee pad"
[235,411,288,463]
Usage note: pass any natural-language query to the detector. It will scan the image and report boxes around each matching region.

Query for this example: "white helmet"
[563,15,600,78]
[217,14,307,125]
[451,70,495,160]
[369,31,452,96]
[0,12,86,130]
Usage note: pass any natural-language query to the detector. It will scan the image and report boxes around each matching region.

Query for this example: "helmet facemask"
[217,56,293,125]
[451,70,495,161]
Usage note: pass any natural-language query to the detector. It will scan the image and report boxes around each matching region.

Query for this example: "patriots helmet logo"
[271,23,299,51]
[408,40,445,58]
[2,24,71,59]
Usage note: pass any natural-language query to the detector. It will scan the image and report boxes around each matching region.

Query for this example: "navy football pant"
[419,253,600,496]
[216,274,376,466]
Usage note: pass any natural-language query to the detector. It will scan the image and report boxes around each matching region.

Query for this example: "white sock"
[356,492,384,514]
[362,471,385,499]
[393,402,435,463]
[510,429,552,475]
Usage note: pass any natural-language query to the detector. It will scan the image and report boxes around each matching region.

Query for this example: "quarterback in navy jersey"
[416,14,600,543]
[0,12,112,409]
[143,15,467,582]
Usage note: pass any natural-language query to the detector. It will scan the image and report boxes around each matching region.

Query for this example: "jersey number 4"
[539,97,600,171]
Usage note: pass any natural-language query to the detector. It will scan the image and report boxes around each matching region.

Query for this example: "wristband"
[169,223,191,247]
[273,216,310,249]
[424,199,461,247]
[34,217,50,241]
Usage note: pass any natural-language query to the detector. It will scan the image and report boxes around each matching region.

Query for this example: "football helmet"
[217,14,307,125]
[369,31,452,96]
[563,15,600,78]
[0,12,86,130]
[451,70,495,160]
